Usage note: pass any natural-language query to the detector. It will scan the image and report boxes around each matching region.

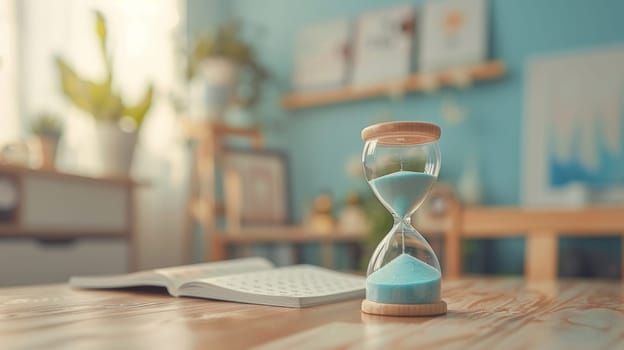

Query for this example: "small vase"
[95,121,138,177]
[188,57,239,121]
[224,105,256,128]
[457,154,483,205]
[33,135,60,170]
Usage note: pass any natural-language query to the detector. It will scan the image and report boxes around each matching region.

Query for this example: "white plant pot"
[224,105,256,128]
[95,122,138,177]
[189,57,239,121]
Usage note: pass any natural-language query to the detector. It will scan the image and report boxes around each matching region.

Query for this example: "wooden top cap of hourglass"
[361,121,441,145]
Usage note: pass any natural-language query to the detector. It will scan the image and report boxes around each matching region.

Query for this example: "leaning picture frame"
[293,18,351,91]
[419,0,487,72]
[222,148,290,226]
[523,45,624,206]
[351,4,416,87]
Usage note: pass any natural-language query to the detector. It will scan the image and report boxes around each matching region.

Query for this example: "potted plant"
[187,21,268,123]
[55,11,153,177]
[31,112,63,170]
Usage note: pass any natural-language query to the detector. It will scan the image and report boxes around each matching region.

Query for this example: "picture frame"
[523,45,624,206]
[351,4,416,87]
[222,148,290,226]
[293,19,351,91]
[419,0,487,72]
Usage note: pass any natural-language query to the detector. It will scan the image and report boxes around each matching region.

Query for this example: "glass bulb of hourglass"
[361,121,444,310]
[367,170,439,270]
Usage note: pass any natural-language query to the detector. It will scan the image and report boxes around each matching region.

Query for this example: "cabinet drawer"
[0,238,128,287]
[21,176,128,234]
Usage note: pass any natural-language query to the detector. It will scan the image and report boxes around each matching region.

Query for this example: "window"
[0,0,18,143]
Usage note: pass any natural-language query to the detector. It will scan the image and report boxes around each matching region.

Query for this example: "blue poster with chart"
[524,46,624,204]
[548,113,624,188]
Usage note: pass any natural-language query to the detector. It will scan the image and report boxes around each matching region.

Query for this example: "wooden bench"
[441,206,624,281]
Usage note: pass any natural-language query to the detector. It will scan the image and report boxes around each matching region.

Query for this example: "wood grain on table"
[1,279,622,350]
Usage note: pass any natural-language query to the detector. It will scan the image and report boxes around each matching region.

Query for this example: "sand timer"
[360,121,447,317]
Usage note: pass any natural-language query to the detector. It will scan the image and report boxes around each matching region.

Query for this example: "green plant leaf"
[55,11,152,128]
[123,84,154,127]
[55,56,123,121]
[94,11,112,85]
[56,57,97,115]
[95,11,106,46]
[32,112,63,138]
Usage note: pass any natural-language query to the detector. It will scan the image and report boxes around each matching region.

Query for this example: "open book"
[70,257,365,308]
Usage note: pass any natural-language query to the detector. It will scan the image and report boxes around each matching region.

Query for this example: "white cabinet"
[0,238,128,286]
[0,164,137,286]
[20,175,129,233]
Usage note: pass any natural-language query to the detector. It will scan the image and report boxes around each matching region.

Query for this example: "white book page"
[155,257,274,294]
[179,265,365,307]
[70,257,274,296]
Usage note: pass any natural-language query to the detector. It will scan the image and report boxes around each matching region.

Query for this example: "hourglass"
[360,121,447,317]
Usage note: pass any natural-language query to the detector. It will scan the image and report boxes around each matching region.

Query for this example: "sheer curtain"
[18,0,190,269]
[0,0,19,143]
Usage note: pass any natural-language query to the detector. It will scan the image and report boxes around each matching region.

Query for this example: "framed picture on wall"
[524,45,624,206]
[351,4,416,87]
[419,0,487,72]
[222,148,290,225]
[293,19,351,91]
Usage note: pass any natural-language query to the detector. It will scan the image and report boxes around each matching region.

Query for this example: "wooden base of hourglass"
[361,299,447,317]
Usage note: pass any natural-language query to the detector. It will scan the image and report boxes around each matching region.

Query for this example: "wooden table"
[2,279,622,349]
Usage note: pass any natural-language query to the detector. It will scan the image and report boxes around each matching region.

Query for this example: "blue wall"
[189,0,624,271]
[227,0,624,219]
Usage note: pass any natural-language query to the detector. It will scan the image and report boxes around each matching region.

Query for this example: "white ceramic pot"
[188,57,239,121]
[32,135,60,170]
[224,104,255,128]
[95,121,138,177]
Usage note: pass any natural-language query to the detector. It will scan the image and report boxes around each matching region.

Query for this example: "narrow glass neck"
[392,215,412,226]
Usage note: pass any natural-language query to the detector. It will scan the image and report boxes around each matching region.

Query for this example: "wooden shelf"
[281,60,506,110]
[180,120,263,142]
[0,226,128,238]
[0,163,140,187]
[182,119,266,262]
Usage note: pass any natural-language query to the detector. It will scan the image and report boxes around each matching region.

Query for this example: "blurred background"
[1,0,623,286]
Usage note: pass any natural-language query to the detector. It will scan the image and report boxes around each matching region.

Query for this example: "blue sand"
[366,253,441,304]
[369,171,436,218]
